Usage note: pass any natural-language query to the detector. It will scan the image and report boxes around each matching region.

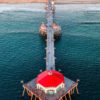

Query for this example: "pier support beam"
[22,87,25,96]
[65,95,67,100]
[31,95,33,100]
[39,97,42,100]
[72,88,75,94]
[27,90,31,96]
[70,89,73,95]
[76,86,79,94]
[35,96,37,100]
[68,92,71,100]
[59,97,63,100]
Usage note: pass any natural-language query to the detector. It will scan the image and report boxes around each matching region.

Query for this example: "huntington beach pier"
[22,0,79,100]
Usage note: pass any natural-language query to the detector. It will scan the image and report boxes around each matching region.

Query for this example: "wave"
[0,3,45,13]
[0,3,100,13]
[79,21,100,24]
[65,33,100,40]
[56,4,100,11]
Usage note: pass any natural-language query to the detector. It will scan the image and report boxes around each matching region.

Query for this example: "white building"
[36,70,65,94]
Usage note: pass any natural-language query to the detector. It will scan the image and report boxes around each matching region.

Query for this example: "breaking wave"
[0,3,45,13]
[56,4,100,11]
[0,3,100,13]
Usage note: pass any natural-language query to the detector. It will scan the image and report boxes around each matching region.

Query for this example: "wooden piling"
[22,87,25,96]
[65,95,67,100]
[31,95,33,100]
[70,89,73,95]
[68,92,71,100]
[35,96,37,100]
[76,86,79,94]
[74,88,75,94]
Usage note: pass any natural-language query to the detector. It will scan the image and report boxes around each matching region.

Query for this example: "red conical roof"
[40,24,47,29]
[53,23,58,28]
[36,70,64,87]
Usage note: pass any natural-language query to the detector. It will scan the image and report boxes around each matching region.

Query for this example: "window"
[47,90,55,94]
[57,87,61,92]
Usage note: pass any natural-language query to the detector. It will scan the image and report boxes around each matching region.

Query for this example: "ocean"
[0,3,100,100]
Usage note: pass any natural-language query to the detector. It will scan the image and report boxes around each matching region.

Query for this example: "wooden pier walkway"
[46,0,55,70]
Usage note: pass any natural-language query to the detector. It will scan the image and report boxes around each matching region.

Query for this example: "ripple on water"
[0,8,100,100]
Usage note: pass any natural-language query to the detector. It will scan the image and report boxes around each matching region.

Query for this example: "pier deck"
[46,0,55,70]
[22,77,79,100]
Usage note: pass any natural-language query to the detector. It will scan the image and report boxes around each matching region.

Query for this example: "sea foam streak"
[56,4,100,11]
[0,3,45,13]
[0,3,100,13]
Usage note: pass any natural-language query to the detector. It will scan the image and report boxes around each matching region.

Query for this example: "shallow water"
[0,4,100,100]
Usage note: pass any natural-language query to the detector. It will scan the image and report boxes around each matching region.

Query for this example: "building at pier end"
[36,70,65,94]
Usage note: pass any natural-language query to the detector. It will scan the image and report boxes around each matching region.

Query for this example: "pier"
[46,0,55,70]
[22,0,79,100]
[39,0,61,36]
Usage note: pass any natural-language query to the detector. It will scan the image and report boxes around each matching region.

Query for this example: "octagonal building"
[36,70,65,94]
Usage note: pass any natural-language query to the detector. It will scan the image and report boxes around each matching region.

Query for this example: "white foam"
[56,4,100,11]
[0,3,100,13]
[0,3,45,13]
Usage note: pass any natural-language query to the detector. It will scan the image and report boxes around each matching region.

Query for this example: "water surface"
[0,4,100,100]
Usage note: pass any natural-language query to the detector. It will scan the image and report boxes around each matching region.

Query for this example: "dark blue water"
[0,6,100,100]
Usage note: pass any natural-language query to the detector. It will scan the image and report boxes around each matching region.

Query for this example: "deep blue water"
[0,5,100,100]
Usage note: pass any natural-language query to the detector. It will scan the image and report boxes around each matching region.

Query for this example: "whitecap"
[0,3,45,13]
[55,4,100,11]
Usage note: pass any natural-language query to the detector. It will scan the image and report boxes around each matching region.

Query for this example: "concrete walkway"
[46,0,55,70]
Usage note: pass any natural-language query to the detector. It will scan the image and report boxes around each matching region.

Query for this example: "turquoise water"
[0,5,100,100]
